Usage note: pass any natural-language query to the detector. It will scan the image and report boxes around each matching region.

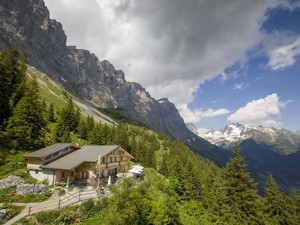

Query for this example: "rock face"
[0,0,182,136]
[0,175,48,195]
[0,0,228,164]
[0,176,24,190]
[16,183,48,195]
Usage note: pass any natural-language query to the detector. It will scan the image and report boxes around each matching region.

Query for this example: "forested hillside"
[1,49,300,224]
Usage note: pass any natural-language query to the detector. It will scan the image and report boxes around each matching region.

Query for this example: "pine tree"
[77,118,88,140]
[6,79,46,149]
[61,127,72,143]
[0,49,26,126]
[159,154,169,176]
[47,103,56,122]
[221,146,262,224]
[55,98,80,140]
[88,124,102,145]
[60,98,79,132]
[264,175,290,224]
[288,190,300,225]
[86,115,95,132]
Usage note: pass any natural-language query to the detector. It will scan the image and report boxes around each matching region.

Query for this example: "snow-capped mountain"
[190,123,300,155]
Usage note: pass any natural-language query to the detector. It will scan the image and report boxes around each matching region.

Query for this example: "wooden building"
[25,143,133,186]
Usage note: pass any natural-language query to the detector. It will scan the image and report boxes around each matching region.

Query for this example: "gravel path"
[4,194,60,225]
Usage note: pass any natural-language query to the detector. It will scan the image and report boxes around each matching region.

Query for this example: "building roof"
[42,145,129,170]
[24,143,76,158]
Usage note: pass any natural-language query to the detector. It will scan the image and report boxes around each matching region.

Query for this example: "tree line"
[1,49,300,224]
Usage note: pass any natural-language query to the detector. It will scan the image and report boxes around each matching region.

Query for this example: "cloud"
[234,82,249,90]
[179,105,230,124]
[267,37,300,70]
[44,0,280,106]
[228,93,293,127]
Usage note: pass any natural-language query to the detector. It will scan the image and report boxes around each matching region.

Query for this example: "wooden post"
[58,199,61,208]
[28,206,31,216]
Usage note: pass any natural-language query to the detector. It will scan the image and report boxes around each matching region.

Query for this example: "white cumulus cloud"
[179,105,230,124]
[228,93,293,127]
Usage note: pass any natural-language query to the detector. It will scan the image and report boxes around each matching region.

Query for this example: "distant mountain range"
[193,123,300,155]
[187,123,300,192]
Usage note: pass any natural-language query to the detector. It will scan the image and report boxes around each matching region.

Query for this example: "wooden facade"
[25,144,133,187]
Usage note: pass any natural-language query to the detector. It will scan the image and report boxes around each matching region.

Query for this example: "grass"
[98,107,147,127]
[0,203,25,224]
[27,67,69,111]
[0,150,28,179]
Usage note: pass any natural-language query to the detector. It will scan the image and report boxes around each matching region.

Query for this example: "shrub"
[81,199,95,213]
[35,210,60,224]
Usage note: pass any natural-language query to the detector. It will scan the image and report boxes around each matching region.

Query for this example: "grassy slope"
[26,66,114,124]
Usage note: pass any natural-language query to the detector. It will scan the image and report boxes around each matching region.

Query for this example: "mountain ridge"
[191,123,300,155]
[0,0,229,165]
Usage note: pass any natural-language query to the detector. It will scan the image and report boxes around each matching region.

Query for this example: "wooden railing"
[59,189,101,208]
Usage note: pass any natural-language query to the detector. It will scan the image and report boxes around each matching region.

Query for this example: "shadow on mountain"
[239,139,300,193]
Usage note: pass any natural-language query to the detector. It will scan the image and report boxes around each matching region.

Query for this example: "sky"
[44,0,300,131]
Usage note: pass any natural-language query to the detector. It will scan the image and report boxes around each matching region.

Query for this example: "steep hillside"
[0,0,229,165]
[240,139,300,192]
[26,66,114,124]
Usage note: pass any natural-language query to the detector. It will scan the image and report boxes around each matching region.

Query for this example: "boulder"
[0,209,8,222]
[16,184,48,195]
[0,175,24,190]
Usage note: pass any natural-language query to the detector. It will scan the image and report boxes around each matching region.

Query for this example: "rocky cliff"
[0,0,228,164]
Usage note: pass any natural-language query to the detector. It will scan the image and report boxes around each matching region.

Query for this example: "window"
[120,156,123,162]
[45,155,51,161]
[110,157,112,163]
[115,156,117,162]
[86,172,89,178]
[35,170,39,174]
[62,147,68,153]
[102,158,105,164]
[71,171,74,176]
[61,171,65,178]
[53,152,59,157]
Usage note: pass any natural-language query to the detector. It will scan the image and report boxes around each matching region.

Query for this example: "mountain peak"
[0,0,231,166]
[188,123,300,155]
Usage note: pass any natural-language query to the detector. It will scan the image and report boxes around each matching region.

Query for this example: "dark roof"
[25,143,76,158]
[42,145,129,170]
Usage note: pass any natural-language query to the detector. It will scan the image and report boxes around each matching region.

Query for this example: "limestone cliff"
[0,0,228,164]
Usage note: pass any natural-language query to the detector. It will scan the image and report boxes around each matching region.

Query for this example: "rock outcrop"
[0,0,229,164]
[0,176,24,190]
[0,175,48,195]
[16,183,48,195]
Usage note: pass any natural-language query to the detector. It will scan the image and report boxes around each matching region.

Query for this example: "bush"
[55,212,78,224]
[81,199,95,214]
[35,210,60,224]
